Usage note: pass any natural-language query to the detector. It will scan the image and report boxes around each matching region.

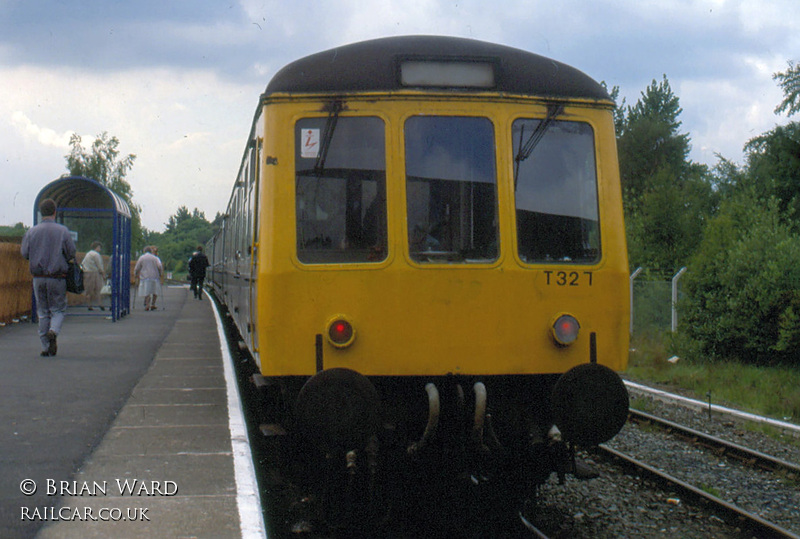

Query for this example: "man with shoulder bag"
[21,198,77,357]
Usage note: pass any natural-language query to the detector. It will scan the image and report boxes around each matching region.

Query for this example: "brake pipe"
[407,383,440,455]
[473,382,487,449]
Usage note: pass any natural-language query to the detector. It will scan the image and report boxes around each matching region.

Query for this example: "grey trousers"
[33,277,67,351]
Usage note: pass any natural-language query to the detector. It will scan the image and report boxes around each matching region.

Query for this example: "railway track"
[628,408,800,478]
[587,399,800,538]
[521,438,797,539]
[595,444,799,539]
[522,396,800,538]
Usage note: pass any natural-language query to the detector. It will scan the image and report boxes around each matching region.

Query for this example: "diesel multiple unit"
[208,35,630,525]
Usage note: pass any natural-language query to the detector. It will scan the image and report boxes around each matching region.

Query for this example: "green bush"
[681,195,800,364]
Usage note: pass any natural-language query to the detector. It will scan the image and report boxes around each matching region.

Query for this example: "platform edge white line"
[209,289,268,538]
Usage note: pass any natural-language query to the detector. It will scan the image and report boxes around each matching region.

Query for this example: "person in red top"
[21,198,77,357]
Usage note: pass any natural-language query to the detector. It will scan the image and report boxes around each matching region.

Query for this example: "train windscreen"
[405,116,499,264]
[295,116,387,264]
[512,119,600,264]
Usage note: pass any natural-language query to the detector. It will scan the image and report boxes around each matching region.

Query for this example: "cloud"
[0,64,259,230]
[1,0,800,230]
[10,111,75,149]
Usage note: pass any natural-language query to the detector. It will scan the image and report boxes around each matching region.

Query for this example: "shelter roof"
[35,176,131,220]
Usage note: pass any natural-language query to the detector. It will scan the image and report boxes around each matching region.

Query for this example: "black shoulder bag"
[66,258,84,294]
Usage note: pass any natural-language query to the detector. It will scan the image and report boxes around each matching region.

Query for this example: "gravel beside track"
[529,385,800,538]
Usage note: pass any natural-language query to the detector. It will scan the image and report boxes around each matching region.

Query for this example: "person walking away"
[188,245,210,300]
[81,241,106,311]
[134,246,163,311]
[20,198,77,357]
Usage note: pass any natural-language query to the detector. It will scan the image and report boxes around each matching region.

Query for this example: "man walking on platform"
[188,245,210,300]
[21,198,76,357]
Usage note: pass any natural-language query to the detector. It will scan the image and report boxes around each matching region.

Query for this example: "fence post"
[630,267,642,335]
[671,267,687,332]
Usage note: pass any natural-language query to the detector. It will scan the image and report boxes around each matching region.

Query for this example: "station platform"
[0,285,266,539]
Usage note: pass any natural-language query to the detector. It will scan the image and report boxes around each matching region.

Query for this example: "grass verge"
[626,331,800,425]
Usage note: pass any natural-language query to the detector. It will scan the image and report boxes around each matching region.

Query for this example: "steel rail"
[596,445,800,539]
[518,512,551,539]
[628,409,800,477]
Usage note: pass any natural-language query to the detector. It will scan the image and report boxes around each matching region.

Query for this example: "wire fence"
[632,280,672,335]
[630,268,687,337]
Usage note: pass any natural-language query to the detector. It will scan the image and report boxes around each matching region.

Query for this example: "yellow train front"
[210,35,629,523]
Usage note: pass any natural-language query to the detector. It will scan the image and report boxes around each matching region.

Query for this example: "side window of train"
[295,116,387,264]
[404,116,498,264]
[512,119,601,264]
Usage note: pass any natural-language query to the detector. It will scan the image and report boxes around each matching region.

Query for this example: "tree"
[742,122,800,217]
[600,81,626,137]
[774,61,800,117]
[165,206,193,234]
[675,60,800,365]
[616,75,715,273]
[0,223,27,237]
[144,206,215,275]
[65,132,143,251]
[618,76,692,205]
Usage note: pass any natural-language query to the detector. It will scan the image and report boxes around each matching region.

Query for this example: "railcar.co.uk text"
[19,478,178,522]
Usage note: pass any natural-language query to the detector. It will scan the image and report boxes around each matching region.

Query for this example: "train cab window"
[405,116,498,264]
[295,116,387,264]
[512,119,600,264]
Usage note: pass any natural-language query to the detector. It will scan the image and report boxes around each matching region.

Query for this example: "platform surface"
[0,286,264,538]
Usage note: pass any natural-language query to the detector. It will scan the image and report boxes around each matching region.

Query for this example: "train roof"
[264,35,610,102]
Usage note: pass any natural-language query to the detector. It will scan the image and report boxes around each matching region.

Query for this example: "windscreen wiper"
[514,102,564,187]
[314,100,345,176]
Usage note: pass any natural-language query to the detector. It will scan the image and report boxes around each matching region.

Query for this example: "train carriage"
[209,35,629,527]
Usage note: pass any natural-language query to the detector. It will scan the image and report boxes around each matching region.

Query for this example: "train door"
[231,187,244,328]
[235,170,248,336]
[247,138,261,356]
[223,194,236,305]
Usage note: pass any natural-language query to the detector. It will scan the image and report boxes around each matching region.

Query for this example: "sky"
[1,0,798,231]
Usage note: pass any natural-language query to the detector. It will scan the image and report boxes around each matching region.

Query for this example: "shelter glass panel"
[512,119,600,264]
[295,116,387,264]
[404,116,498,264]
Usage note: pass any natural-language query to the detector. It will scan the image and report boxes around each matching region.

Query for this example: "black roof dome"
[264,35,610,102]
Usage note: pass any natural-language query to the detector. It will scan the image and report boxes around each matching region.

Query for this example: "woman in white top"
[134,246,163,311]
[81,241,106,311]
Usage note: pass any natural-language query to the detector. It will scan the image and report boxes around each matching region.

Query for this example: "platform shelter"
[33,176,132,321]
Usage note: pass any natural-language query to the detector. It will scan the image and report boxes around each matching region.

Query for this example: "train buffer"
[0,285,265,539]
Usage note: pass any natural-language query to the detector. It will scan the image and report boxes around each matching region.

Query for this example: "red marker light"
[552,314,580,346]
[327,318,355,347]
